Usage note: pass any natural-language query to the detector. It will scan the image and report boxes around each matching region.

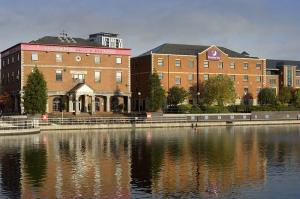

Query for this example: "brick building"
[131,43,266,110]
[266,59,300,94]
[1,33,131,114]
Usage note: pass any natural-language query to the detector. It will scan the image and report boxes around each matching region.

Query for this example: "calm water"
[0,126,300,199]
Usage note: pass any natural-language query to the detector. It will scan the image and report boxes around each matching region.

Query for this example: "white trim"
[198,45,229,56]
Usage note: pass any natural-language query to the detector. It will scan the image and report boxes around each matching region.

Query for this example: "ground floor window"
[53,97,62,112]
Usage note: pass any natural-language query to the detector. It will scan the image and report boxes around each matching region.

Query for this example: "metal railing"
[2,111,300,130]
[0,119,37,132]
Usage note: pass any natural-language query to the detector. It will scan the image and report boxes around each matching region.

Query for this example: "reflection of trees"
[1,151,21,198]
[24,145,47,188]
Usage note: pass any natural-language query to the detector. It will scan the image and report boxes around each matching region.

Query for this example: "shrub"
[258,88,277,105]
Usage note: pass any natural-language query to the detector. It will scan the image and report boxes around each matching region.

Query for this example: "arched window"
[95,97,100,112]
[53,97,62,112]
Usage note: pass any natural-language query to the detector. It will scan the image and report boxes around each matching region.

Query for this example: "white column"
[127,96,131,113]
[69,95,73,113]
[75,95,80,115]
[84,95,88,112]
[91,95,95,114]
[106,95,111,112]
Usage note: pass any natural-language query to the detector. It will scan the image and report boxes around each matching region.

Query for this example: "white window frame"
[56,54,62,62]
[204,74,209,81]
[243,63,249,70]
[158,58,164,66]
[188,74,193,81]
[55,70,63,81]
[95,55,101,64]
[31,53,38,61]
[256,76,261,82]
[175,76,181,85]
[95,71,101,82]
[218,61,224,69]
[116,71,122,83]
[175,59,181,67]
[243,75,249,82]
[230,62,235,69]
[116,57,122,64]
[204,60,209,68]
[158,72,164,80]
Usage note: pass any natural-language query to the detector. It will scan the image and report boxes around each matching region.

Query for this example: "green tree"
[292,89,300,107]
[203,75,236,106]
[168,86,188,105]
[258,88,277,105]
[278,86,293,104]
[148,73,166,111]
[23,67,47,115]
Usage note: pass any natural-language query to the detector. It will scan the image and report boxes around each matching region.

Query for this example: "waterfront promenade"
[1,111,300,134]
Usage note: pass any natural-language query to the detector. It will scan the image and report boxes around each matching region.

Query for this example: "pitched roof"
[29,36,104,47]
[139,43,257,58]
[266,59,300,70]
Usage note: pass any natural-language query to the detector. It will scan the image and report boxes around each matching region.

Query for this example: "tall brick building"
[1,33,131,114]
[131,43,300,111]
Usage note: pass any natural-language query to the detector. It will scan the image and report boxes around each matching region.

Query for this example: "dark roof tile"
[139,43,257,58]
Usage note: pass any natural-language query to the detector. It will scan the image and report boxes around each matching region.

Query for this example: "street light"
[138,91,141,113]
[197,92,200,105]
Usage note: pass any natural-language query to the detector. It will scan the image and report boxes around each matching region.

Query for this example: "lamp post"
[197,92,200,105]
[138,91,141,113]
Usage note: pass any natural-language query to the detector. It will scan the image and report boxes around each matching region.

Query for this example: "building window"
[56,70,62,81]
[17,53,20,61]
[7,57,9,65]
[158,58,164,66]
[16,70,20,80]
[204,74,209,81]
[116,71,122,83]
[230,75,235,81]
[95,55,101,64]
[218,61,224,69]
[175,59,181,67]
[31,53,38,61]
[296,71,300,76]
[188,74,193,81]
[204,61,209,68]
[95,71,101,82]
[287,66,293,87]
[243,75,249,82]
[53,97,62,112]
[2,60,4,66]
[11,72,14,81]
[116,57,122,64]
[72,74,85,83]
[243,63,249,70]
[175,76,181,85]
[56,54,62,62]
[188,60,194,68]
[296,79,300,86]
[244,88,249,95]
[158,72,164,80]
[12,56,14,63]
[256,63,262,70]
[256,76,261,82]
[269,79,276,85]
[230,62,235,69]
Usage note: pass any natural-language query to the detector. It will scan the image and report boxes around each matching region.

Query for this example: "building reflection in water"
[0,125,299,198]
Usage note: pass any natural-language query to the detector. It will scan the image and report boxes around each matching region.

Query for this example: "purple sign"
[207,49,221,61]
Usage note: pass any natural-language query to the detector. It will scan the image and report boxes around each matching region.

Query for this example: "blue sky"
[1,0,300,59]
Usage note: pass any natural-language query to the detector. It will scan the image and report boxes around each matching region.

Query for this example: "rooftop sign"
[207,49,221,61]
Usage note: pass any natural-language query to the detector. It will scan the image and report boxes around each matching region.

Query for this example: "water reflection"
[0,126,299,198]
